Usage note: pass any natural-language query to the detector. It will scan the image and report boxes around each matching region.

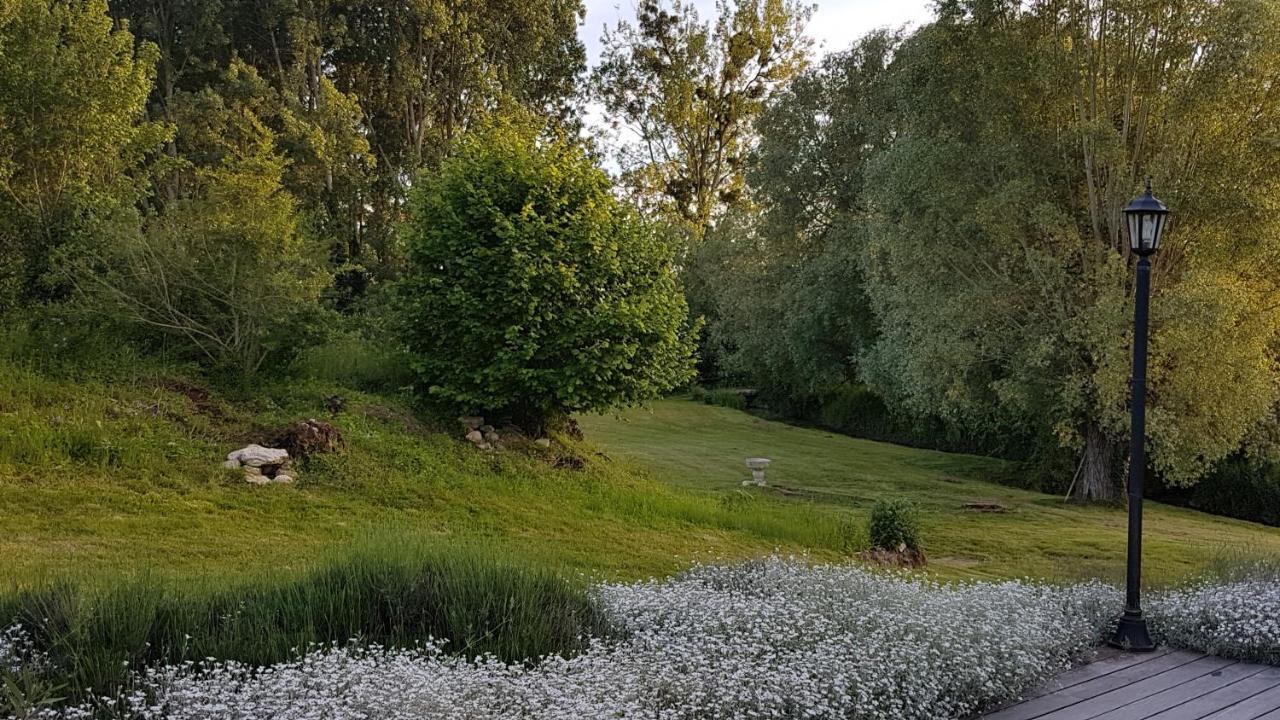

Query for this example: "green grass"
[3,361,1279,591]
[579,400,1280,584]
[0,364,850,586]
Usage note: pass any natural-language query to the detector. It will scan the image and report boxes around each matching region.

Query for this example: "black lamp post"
[1108,181,1169,653]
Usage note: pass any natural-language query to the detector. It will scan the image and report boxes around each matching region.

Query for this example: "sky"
[580,0,938,66]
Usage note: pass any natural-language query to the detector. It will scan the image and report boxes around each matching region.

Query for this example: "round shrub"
[399,118,697,431]
[868,498,921,551]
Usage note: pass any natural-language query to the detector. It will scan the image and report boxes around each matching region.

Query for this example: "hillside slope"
[3,363,1277,587]
[582,400,1280,583]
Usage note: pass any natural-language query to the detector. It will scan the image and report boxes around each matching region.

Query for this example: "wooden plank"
[1032,650,1176,699]
[981,651,1205,720]
[1146,667,1280,720]
[1201,684,1280,720]
[1033,655,1237,720]
[1087,661,1267,720]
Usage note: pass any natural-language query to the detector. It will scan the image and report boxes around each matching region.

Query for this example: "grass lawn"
[580,400,1280,584]
[2,360,1277,588]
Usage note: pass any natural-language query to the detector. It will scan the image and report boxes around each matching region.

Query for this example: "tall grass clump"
[0,539,604,712]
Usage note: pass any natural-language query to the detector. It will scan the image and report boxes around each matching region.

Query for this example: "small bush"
[818,384,892,437]
[294,334,415,393]
[0,539,604,711]
[703,388,747,411]
[868,499,921,551]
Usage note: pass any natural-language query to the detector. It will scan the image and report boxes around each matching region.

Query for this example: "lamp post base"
[1108,610,1156,652]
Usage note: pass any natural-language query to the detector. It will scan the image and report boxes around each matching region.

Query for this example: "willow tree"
[861,0,1280,499]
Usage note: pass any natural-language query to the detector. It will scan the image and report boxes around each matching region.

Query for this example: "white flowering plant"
[7,557,1279,720]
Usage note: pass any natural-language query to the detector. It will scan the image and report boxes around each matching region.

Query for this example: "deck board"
[980,651,1280,720]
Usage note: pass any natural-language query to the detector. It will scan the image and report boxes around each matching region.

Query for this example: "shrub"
[817,384,892,437]
[702,388,747,410]
[399,117,697,432]
[0,540,604,712]
[868,499,921,551]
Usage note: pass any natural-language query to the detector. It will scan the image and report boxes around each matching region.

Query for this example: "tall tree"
[860,0,1280,499]
[0,0,165,310]
[693,33,897,396]
[592,0,812,233]
[330,0,587,275]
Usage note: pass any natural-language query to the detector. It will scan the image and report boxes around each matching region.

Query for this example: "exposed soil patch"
[858,547,927,568]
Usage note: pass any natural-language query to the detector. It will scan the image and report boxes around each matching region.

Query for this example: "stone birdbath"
[743,457,771,487]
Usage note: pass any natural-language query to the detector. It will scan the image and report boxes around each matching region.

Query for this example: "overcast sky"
[580,0,938,65]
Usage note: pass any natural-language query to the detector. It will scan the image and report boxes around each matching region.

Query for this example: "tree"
[87,62,327,373]
[694,34,896,397]
[592,0,812,233]
[399,118,698,430]
[0,0,165,309]
[330,0,587,275]
[859,0,1280,499]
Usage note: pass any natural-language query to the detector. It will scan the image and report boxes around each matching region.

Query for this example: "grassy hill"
[2,360,1278,589]
[582,401,1280,583]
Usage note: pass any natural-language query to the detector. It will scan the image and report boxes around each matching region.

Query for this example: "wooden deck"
[980,648,1280,720]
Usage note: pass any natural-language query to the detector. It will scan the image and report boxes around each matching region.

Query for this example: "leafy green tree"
[694,34,895,397]
[592,0,812,233]
[860,0,1280,498]
[87,62,327,373]
[399,118,698,430]
[330,0,587,275]
[0,0,166,309]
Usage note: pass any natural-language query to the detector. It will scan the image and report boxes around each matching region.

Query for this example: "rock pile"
[460,416,502,451]
[458,416,551,451]
[223,444,295,484]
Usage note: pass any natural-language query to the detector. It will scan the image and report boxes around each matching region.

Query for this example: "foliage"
[399,119,698,429]
[109,0,586,285]
[0,0,166,309]
[688,33,893,416]
[692,387,748,411]
[859,0,1280,498]
[85,62,329,374]
[592,0,812,231]
[0,539,605,712]
[867,499,920,552]
[699,0,1280,500]
[1154,455,1280,528]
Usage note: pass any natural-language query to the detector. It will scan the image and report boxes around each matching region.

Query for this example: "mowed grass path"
[580,400,1280,583]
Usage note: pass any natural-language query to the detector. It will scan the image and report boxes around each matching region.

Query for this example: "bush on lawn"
[868,498,921,551]
[398,116,697,433]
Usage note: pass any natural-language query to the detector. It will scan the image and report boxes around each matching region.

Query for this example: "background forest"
[2,0,1279,518]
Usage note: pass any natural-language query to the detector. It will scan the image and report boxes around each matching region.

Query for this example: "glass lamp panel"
[1127,213,1141,252]
[1140,213,1158,251]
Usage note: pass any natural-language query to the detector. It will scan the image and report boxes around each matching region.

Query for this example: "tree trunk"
[1076,424,1119,502]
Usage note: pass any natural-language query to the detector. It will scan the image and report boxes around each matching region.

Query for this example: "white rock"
[274,474,294,484]
[244,466,264,477]
[245,474,272,486]
[234,444,290,467]
[222,459,241,469]
[534,438,551,449]
[465,430,484,444]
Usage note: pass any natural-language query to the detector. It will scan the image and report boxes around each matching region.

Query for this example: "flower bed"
[8,558,1279,720]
